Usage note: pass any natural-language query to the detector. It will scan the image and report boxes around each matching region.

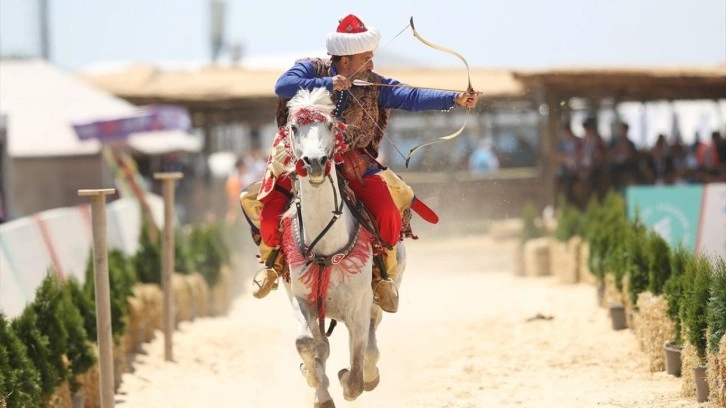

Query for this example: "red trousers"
[259,172,401,248]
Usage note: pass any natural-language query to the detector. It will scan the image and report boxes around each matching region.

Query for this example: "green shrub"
[707,257,726,355]
[67,268,96,345]
[626,219,649,308]
[520,201,544,245]
[188,222,230,287]
[553,195,584,242]
[85,249,135,344]
[663,245,692,345]
[587,191,628,286]
[61,278,97,394]
[31,272,68,393]
[174,229,193,274]
[680,254,713,362]
[11,306,57,401]
[0,313,41,407]
[647,230,672,295]
[132,220,161,284]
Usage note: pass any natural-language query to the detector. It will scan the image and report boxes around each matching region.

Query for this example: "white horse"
[279,87,405,408]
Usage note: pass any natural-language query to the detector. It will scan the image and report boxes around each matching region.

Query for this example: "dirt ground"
[115,233,709,408]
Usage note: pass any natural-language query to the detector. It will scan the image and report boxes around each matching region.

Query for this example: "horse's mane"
[287,88,334,116]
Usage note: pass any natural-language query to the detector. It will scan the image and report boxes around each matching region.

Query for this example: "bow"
[404,16,474,167]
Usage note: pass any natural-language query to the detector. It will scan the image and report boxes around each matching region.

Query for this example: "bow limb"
[410,17,472,92]
[405,17,474,167]
[404,110,469,168]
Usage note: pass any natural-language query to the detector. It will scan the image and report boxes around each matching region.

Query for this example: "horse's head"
[286,88,347,186]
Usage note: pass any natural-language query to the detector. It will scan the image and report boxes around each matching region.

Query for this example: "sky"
[1,0,725,72]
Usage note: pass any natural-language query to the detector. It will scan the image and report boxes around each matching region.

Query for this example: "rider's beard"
[352,70,371,82]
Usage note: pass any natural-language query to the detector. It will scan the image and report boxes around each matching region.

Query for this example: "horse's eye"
[327,122,334,131]
[290,124,298,133]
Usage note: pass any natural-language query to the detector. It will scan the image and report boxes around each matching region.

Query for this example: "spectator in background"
[646,134,674,184]
[468,137,499,173]
[242,147,267,188]
[225,157,247,224]
[579,116,606,196]
[556,125,581,203]
[607,122,638,188]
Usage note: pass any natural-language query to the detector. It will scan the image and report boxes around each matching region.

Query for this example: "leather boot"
[372,247,399,313]
[252,243,283,299]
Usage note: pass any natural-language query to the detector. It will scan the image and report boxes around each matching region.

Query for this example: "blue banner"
[73,105,191,141]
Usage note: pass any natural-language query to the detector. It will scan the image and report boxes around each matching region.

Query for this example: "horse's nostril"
[303,157,311,165]
[320,156,328,164]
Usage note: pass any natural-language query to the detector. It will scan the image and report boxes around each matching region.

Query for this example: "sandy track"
[116,234,704,408]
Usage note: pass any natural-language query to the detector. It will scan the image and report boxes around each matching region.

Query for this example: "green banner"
[626,185,703,252]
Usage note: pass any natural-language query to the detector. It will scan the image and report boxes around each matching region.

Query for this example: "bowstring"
[341,21,412,163]
[345,90,407,162]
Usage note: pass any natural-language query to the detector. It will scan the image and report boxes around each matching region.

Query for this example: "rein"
[291,173,362,337]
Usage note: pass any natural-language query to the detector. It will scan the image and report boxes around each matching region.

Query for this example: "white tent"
[0,60,201,218]
[0,59,201,158]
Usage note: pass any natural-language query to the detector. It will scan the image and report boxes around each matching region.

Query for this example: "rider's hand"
[332,75,352,91]
[455,91,479,109]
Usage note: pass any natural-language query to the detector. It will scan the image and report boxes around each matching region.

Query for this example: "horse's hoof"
[338,369,362,401]
[364,373,380,392]
[300,363,321,388]
[314,401,336,408]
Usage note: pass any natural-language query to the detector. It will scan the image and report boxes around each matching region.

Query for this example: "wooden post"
[153,172,183,362]
[543,92,562,209]
[77,188,116,408]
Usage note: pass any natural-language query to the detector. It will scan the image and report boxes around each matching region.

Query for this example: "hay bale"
[680,341,699,398]
[113,339,128,392]
[185,273,210,318]
[578,241,597,284]
[78,349,100,408]
[621,276,635,330]
[512,244,525,276]
[133,284,163,343]
[523,237,550,277]
[126,295,144,353]
[634,293,675,372]
[49,381,72,408]
[209,265,232,316]
[173,273,193,323]
[558,237,581,284]
[548,237,565,280]
[489,218,522,240]
[707,333,726,407]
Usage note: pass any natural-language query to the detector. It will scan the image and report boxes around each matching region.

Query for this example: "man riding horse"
[240,14,478,313]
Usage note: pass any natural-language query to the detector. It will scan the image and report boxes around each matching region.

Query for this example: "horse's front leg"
[363,305,382,392]
[292,296,333,407]
[338,296,372,401]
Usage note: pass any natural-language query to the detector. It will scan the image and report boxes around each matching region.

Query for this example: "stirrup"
[252,267,279,299]
[373,278,399,313]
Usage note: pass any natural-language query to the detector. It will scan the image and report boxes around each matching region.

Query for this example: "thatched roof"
[80,65,525,105]
[80,64,725,121]
[513,65,726,101]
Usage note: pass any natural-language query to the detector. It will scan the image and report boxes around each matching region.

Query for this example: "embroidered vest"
[275,58,391,157]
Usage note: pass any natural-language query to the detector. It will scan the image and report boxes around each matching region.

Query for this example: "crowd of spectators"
[557,116,726,208]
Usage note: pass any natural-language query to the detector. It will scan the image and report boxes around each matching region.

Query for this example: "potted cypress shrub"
[662,245,691,376]
[62,278,97,407]
[706,257,726,404]
[681,255,713,402]
[626,218,650,312]
[11,304,60,403]
[133,220,162,284]
[0,313,42,407]
[30,272,69,403]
